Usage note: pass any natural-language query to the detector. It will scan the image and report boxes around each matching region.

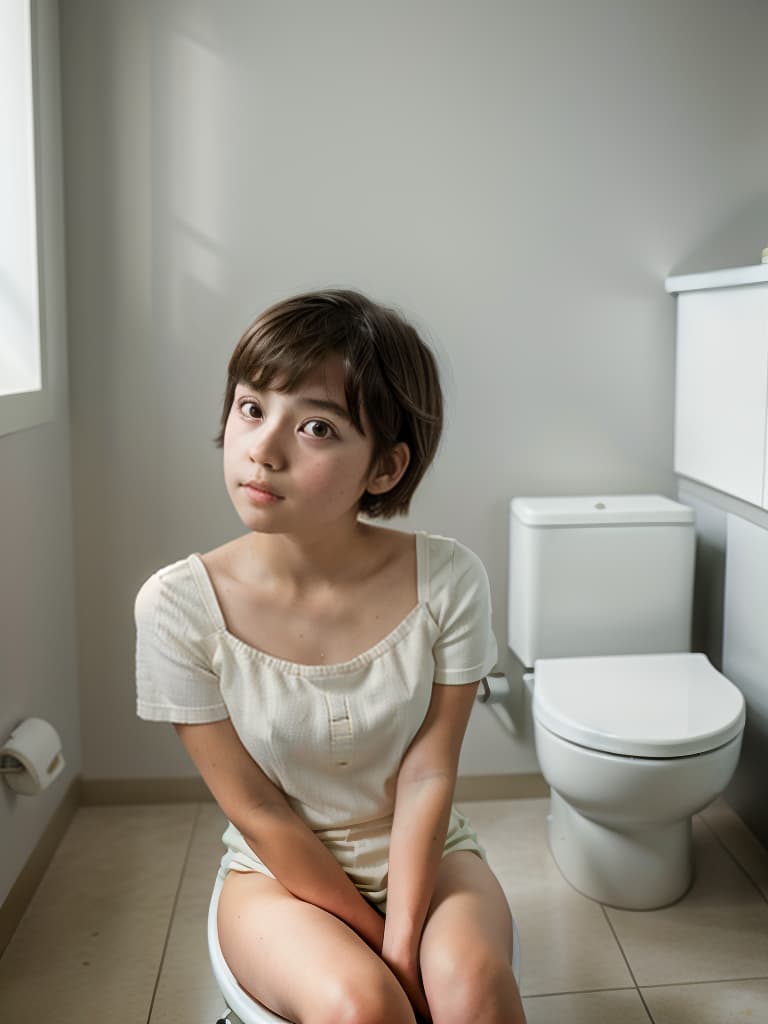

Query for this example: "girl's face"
[223,355,399,538]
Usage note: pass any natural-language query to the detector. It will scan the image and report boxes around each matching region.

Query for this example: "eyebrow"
[295,397,352,423]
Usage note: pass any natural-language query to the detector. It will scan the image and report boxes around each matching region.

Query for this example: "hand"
[383,952,431,1022]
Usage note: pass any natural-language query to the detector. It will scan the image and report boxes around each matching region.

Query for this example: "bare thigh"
[218,870,416,1024]
[419,852,526,1024]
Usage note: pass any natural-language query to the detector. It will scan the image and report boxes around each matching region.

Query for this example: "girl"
[135,290,526,1024]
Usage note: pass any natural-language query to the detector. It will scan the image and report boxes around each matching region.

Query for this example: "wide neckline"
[186,532,430,676]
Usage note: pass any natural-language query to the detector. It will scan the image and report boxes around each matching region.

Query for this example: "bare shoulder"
[198,536,250,582]
[361,523,416,573]
[361,522,414,550]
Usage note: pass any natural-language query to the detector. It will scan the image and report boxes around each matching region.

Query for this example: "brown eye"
[239,400,262,419]
[302,419,334,439]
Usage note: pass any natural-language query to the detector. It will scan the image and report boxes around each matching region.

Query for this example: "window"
[0,0,51,436]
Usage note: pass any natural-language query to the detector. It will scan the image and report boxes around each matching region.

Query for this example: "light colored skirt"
[219,804,485,911]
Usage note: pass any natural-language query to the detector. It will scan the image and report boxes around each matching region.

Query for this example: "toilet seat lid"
[533,653,745,758]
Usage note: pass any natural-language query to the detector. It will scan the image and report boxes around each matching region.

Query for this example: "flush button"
[594,502,606,509]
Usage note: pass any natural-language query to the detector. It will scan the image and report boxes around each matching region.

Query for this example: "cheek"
[223,408,239,445]
[222,426,242,486]
[304,462,343,492]
[304,454,369,499]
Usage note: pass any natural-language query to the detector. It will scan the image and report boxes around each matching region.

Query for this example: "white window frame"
[0,0,53,437]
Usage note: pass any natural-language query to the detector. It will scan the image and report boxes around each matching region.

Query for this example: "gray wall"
[1,0,80,907]
[57,0,768,786]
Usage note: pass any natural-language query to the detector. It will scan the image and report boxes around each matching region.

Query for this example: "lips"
[241,480,283,501]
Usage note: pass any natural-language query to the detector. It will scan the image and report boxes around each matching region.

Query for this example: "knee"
[425,949,515,1024]
[313,965,415,1024]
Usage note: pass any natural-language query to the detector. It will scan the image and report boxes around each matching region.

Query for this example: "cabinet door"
[674,285,768,506]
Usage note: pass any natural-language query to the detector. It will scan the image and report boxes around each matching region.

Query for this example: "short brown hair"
[214,289,443,518]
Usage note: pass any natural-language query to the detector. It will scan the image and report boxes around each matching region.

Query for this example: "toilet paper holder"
[0,718,66,795]
[477,671,511,704]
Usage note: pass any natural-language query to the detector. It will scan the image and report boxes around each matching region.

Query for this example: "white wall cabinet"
[666,266,768,510]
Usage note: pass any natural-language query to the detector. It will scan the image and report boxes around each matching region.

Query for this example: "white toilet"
[508,495,746,910]
[208,858,288,1023]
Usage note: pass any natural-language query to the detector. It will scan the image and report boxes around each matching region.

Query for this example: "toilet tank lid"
[510,495,695,527]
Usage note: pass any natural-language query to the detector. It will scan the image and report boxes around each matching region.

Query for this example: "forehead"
[237,353,348,399]
[290,354,347,394]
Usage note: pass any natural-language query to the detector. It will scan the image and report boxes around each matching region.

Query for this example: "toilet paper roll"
[0,718,65,796]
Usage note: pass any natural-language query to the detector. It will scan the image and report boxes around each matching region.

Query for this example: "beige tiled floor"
[1,796,768,1023]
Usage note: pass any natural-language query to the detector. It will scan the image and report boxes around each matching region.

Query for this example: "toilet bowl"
[508,494,749,910]
[532,652,745,909]
[208,859,286,1024]
[208,854,522,1023]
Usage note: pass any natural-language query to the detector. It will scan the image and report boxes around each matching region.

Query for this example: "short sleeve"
[134,567,229,724]
[431,540,498,684]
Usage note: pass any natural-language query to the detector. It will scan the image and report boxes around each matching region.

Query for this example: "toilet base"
[547,790,694,910]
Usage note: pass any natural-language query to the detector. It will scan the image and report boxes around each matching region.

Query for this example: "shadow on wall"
[691,531,726,672]
[729,709,768,849]
[668,192,768,276]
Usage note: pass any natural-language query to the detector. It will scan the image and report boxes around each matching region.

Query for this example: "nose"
[247,420,287,471]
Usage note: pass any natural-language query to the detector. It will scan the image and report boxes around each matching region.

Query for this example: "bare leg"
[218,870,417,1024]
[419,851,527,1024]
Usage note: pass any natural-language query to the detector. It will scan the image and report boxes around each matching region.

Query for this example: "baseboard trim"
[0,776,79,957]
[79,776,213,805]
[455,773,549,801]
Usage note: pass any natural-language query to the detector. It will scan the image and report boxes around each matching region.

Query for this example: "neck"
[244,519,378,587]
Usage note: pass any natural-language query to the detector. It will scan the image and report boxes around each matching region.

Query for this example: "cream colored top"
[134,532,497,834]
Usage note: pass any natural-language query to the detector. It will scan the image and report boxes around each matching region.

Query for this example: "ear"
[365,442,411,496]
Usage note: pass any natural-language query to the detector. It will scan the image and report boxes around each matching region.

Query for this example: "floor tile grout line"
[698,812,768,907]
[145,802,203,1024]
[600,905,657,1023]
[521,975,768,1001]
[522,985,639,1000]
[640,975,768,991]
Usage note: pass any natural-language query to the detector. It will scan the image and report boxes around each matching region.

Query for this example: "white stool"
[208,855,522,1024]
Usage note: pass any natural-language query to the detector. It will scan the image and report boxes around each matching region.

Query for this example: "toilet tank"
[508,495,696,668]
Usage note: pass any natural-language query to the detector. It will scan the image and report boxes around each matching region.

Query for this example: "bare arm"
[174,718,385,952]
[382,681,480,1013]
